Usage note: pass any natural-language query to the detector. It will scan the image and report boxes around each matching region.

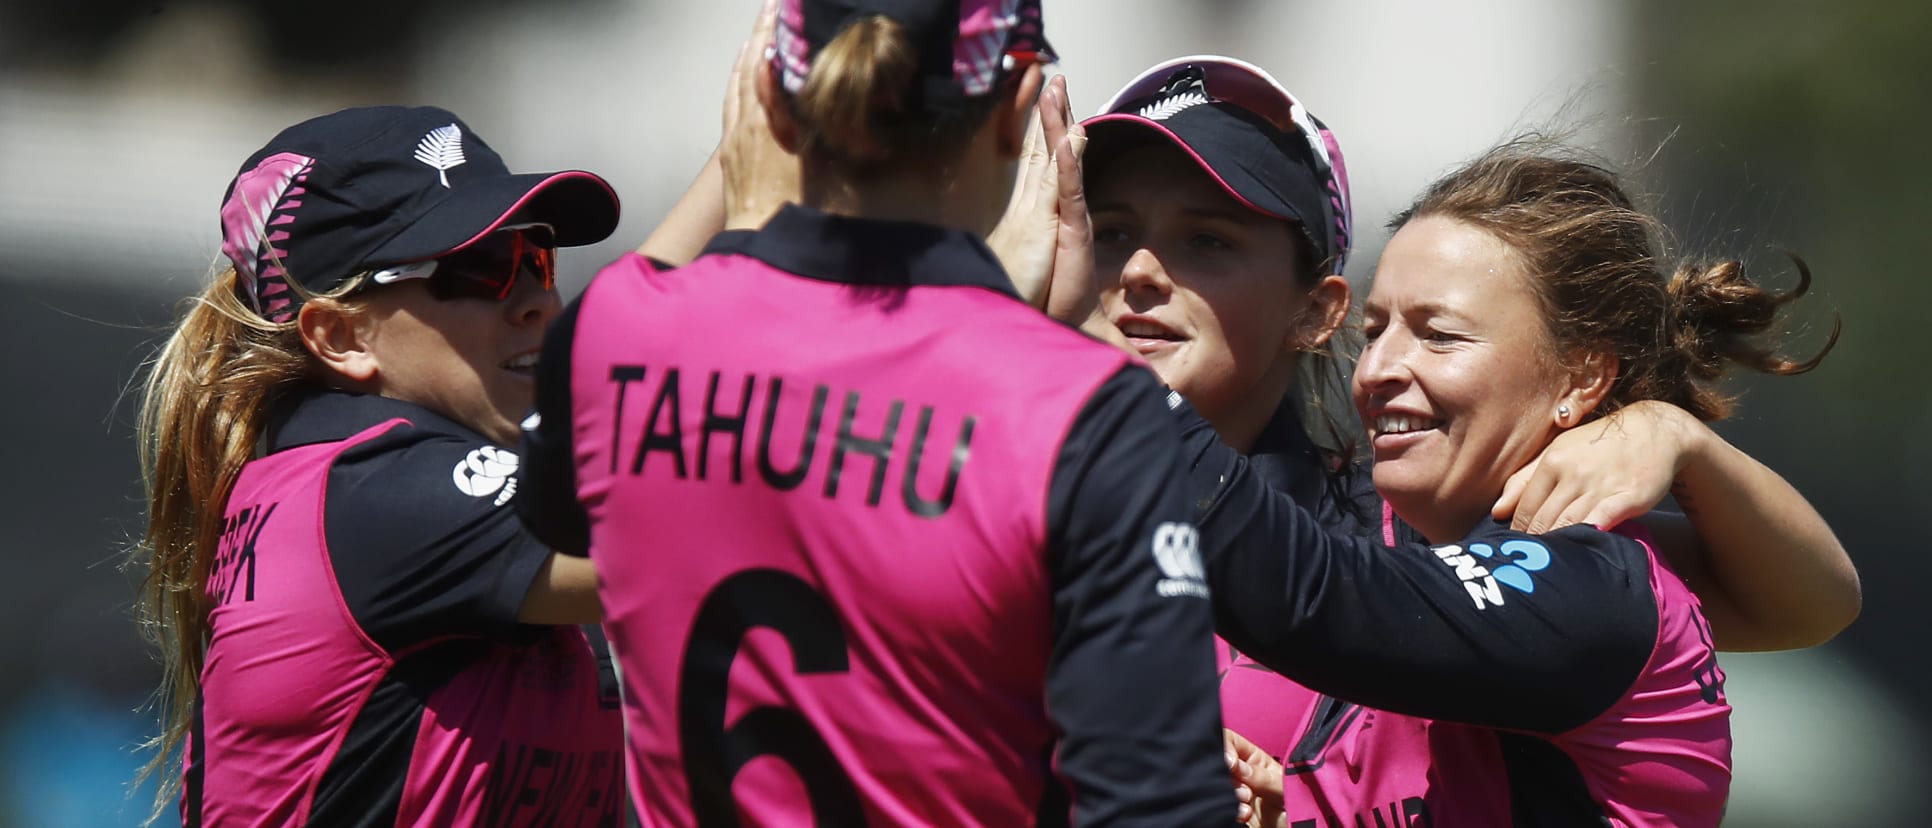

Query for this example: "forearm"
[1175,401,1651,730]
[635,150,726,266]
[1662,429,1859,650]
[516,553,603,626]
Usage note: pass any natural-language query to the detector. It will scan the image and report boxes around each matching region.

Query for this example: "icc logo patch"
[453,445,521,506]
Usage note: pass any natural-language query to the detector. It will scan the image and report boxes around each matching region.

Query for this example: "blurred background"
[2,0,1925,824]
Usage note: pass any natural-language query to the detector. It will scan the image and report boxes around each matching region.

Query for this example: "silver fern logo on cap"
[1138,90,1209,122]
[414,124,467,188]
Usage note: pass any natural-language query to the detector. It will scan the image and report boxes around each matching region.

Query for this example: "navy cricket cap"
[1083,56,1354,275]
[772,0,1053,108]
[218,105,621,323]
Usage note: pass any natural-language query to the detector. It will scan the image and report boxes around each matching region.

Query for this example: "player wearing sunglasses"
[132,106,625,825]
[361,225,559,302]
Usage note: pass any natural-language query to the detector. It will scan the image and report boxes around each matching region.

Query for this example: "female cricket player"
[134,106,624,826]
[514,0,1236,824]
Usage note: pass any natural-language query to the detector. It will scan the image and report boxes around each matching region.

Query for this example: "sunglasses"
[363,226,557,302]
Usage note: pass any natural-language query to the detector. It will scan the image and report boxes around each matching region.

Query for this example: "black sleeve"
[326,432,554,653]
[1043,366,1232,828]
[1171,399,1660,734]
[517,294,592,555]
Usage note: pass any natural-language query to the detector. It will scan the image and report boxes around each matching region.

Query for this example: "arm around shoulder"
[1642,411,1859,651]
[1497,399,1859,651]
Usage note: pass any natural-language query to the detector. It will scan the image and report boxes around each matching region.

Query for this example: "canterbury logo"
[452,445,520,506]
[1138,91,1209,122]
[414,124,467,188]
[1152,521,1208,598]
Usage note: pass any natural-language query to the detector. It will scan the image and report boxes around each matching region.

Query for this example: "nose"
[1119,247,1174,302]
[1353,327,1412,399]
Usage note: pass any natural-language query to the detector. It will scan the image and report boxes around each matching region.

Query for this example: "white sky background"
[0,1,1917,822]
[1,0,1635,295]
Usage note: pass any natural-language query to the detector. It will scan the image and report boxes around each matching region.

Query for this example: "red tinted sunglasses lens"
[426,232,556,301]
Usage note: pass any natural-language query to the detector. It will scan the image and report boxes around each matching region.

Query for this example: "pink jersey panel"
[1554,522,1732,827]
[199,438,388,826]
[197,421,621,826]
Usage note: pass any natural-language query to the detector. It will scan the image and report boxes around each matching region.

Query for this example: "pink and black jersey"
[519,205,1232,826]
[1175,400,1731,827]
[186,391,623,827]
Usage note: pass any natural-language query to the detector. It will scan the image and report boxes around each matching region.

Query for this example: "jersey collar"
[702,203,1020,298]
[264,388,488,454]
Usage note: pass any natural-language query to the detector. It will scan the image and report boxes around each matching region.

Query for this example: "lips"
[502,350,539,377]
[1366,409,1444,455]
[1114,314,1185,355]
[1372,413,1442,435]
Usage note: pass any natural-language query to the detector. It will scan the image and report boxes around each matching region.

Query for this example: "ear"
[1555,350,1618,427]
[1293,274,1352,351]
[297,299,379,387]
[994,63,1048,160]
[757,59,804,154]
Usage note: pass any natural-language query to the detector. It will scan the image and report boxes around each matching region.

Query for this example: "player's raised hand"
[1043,84,1093,325]
[988,74,1085,309]
[722,0,800,230]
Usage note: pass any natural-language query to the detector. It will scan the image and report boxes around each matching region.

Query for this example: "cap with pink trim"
[773,0,1052,110]
[1083,56,1353,275]
[218,106,620,323]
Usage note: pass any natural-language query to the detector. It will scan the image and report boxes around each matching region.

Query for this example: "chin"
[1370,470,1437,515]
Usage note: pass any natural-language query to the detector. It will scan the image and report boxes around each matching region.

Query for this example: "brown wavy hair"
[1391,138,1839,422]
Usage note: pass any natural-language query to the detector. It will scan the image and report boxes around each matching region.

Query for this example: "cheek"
[1197,280,1294,367]
[402,319,493,386]
[1443,357,1551,448]
[364,320,428,375]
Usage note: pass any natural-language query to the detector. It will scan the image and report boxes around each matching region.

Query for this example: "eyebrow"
[1415,300,1478,323]
[1363,297,1476,325]
[1086,201,1261,224]
[1180,206,1266,226]
[1089,203,1267,232]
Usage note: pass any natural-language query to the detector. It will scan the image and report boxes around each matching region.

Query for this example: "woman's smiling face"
[1090,141,1316,446]
[1353,215,1574,541]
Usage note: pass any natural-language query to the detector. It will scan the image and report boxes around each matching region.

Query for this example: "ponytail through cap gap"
[786,14,1006,171]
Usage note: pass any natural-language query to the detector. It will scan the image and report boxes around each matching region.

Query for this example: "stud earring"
[1558,404,1571,422]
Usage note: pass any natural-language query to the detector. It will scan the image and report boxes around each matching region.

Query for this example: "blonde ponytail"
[789,15,1002,171]
[795,15,919,163]
[130,265,345,823]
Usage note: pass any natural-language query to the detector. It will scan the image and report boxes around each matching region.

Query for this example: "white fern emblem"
[1138,91,1209,122]
[414,124,467,188]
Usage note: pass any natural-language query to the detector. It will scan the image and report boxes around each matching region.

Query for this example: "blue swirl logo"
[1465,539,1551,594]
